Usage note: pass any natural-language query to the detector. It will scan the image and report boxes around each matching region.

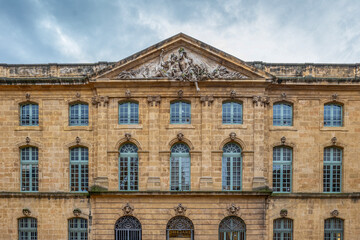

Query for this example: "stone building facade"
[0,33,359,239]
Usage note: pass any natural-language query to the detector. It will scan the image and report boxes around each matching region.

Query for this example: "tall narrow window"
[167,216,194,240]
[219,216,246,240]
[20,103,39,126]
[115,216,142,240]
[18,217,37,240]
[323,147,342,193]
[70,147,89,192]
[273,147,292,193]
[170,101,191,124]
[21,147,38,192]
[119,143,139,191]
[324,104,343,127]
[69,218,88,240]
[69,103,89,126]
[324,218,343,240]
[273,102,293,126]
[170,143,190,191]
[119,102,139,124]
[222,143,242,191]
[273,218,293,240]
[222,101,243,124]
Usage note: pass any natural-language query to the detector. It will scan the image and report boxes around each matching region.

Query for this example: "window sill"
[63,126,93,131]
[166,124,195,129]
[218,125,247,129]
[15,126,42,131]
[269,126,297,131]
[114,124,143,130]
[320,127,348,132]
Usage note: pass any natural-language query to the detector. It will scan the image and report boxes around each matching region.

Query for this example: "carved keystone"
[22,208,31,216]
[230,90,237,99]
[73,208,82,217]
[331,137,337,145]
[332,93,338,101]
[25,137,31,144]
[227,204,240,216]
[178,90,184,98]
[147,96,161,106]
[331,209,339,217]
[177,132,184,141]
[75,92,81,99]
[125,133,131,141]
[280,209,288,217]
[25,93,31,100]
[174,203,187,215]
[281,92,287,99]
[122,203,134,216]
[281,136,286,145]
[76,136,81,144]
[125,89,131,98]
[229,132,236,140]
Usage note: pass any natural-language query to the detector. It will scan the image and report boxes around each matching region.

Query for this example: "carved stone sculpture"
[122,203,134,215]
[76,92,81,99]
[177,90,184,98]
[22,208,31,216]
[281,92,287,99]
[330,209,339,217]
[280,209,288,217]
[331,137,337,145]
[227,204,240,216]
[200,95,214,106]
[25,93,31,100]
[73,208,82,217]
[174,203,187,215]
[229,132,236,140]
[281,136,286,145]
[147,96,161,106]
[92,95,109,107]
[116,48,248,91]
[125,89,131,98]
[125,133,131,141]
[230,90,237,99]
[26,137,31,144]
[332,93,338,101]
[76,136,81,144]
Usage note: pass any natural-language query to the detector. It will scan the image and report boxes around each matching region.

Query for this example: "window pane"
[70,104,89,126]
[171,102,191,124]
[119,102,139,124]
[222,143,242,191]
[119,144,139,191]
[21,147,38,192]
[20,104,39,126]
[323,148,342,192]
[273,103,292,126]
[273,147,292,193]
[70,147,89,192]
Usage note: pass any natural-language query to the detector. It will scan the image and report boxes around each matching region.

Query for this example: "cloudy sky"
[0,0,359,64]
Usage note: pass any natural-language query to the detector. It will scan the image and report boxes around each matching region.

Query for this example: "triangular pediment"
[92,33,274,81]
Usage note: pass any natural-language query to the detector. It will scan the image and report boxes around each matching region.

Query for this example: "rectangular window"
[170,101,191,124]
[20,104,39,126]
[324,104,342,127]
[273,103,293,126]
[70,147,89,192]
[323,147,342,193]
[272,147,292,193]
[222,102,243,124]
[69,103,89,126]
[21,147,38,192]
[119,102,139,124]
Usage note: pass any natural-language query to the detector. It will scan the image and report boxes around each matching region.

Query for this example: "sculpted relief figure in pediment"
[116,48,248,91]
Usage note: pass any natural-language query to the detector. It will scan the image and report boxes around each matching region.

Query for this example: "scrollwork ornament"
[76,136,81,144]
[122,203,134,216]
[25,93,31,100]
[125,89,131,98]
[174,203,187,215]
[331,137,337,145]
[177,132,184,141]
[332,93,338,101]
[178,90,184,98]
[280,209,288,217]
[125,133,131,141]
[230,90,237,99]
[73,208,82,217]
[26,137,31,144]
[76,92,81,99]
[281,92,287,99]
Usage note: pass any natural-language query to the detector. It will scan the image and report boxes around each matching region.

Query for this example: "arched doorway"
[219,216,246,240]
[166,216,194,240]
[114,216,142,240]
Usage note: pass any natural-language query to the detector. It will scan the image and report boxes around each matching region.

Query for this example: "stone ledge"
[0,192,88,198]
[88,191,272,197]
[271,192,360,198]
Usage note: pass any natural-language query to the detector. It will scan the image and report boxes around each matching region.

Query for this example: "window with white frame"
[222,143,242,191]
[70,147,89,192]
[21,147,39,192]
[119,143,139,191]
[170,143,190,191]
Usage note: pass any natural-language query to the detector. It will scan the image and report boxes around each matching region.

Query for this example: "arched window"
[119,102,139,124]
[69,218,88,240]
[70,147,89,192]
[119,143,139,191]
[21,147,38,192]
[324,218,343,240]
[323,147,342,193]
[273,102,293,126]
[222,101,243,124]
[18,217,37,240]
[273,147,292,193]
[222,143,242,191]
[219,216,246,240]
[170,143,190,191]
[167,216,194,240]
[324,104,343,127]
[115,216,142,240]
[20,103,39,126]
[69,103,89,126]
[273,218,293,240]
[170,101,191,124]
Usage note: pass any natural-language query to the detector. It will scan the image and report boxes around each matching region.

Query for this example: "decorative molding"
[280,209,288,217]
[330,209,339,217]
[230,90,237,99]
[122,203,134,216]
[75,92,81,99]
[281,92,287,99]
[116,48,249,91]
[147,95,161,106]
[281,136,286,145]
[177,132,184,141]
[25,93,31,100]
[177,90,184,98]
[125,89,131,98]
[92,95,109,107]
[174,203,187,215]
[331,137,337,145]
[227,204,240,216]
[22,208,31,216]
[200,95,214,106]
[125,133,131,141]
[25,137,31,144]
[76,136,81,144]
[252,95,270,107]
[73,208,82,217]
[229,132,236,140]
